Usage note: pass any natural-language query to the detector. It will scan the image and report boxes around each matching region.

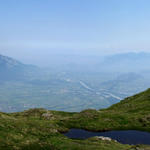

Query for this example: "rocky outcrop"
[42,112,53,120]
[96,136,117,142]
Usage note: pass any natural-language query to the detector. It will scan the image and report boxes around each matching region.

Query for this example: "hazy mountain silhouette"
[0,54,38,81]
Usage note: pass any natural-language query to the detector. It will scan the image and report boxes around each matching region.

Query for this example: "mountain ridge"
[0,54,38,81]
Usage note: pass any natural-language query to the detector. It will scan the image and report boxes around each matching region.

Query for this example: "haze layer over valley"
[0,52,150,112]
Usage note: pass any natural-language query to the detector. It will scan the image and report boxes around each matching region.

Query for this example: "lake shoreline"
[63,129,150,145]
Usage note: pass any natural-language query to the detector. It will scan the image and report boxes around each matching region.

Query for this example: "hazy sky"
[0,0,150,64]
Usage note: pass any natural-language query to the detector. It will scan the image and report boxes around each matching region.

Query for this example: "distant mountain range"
[43,52,150,73]
[0,54,38,81]
[100,52,150,72]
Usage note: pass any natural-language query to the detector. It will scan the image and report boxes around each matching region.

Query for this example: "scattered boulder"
[23,108,47,117]
[80,109,99,118]
[96,136,117,142]
[42,112,53,120]
[50,129,58,133]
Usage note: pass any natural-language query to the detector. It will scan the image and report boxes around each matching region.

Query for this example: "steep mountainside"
[0,54,38,81]
[0,89,150,149]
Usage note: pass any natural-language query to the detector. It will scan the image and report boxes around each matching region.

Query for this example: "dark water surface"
[64,129,150,145]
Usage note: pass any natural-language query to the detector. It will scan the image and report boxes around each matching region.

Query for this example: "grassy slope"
[63,88,150,132]
[1,89,150,149]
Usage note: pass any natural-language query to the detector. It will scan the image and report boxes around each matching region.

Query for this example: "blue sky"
[0,0,150,64]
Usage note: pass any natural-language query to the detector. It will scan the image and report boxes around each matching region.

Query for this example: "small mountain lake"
[64,129,150,145]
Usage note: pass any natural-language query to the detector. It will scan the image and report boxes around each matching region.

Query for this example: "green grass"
[62,88,150,132]
[1,89,150,149]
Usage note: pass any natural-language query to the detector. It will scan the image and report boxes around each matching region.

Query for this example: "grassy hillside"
[1,89,150,149]
[63,88,150,132]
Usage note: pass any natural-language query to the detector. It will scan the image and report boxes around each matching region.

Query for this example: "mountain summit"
[0,54,37,81]
[0,54,23,68]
